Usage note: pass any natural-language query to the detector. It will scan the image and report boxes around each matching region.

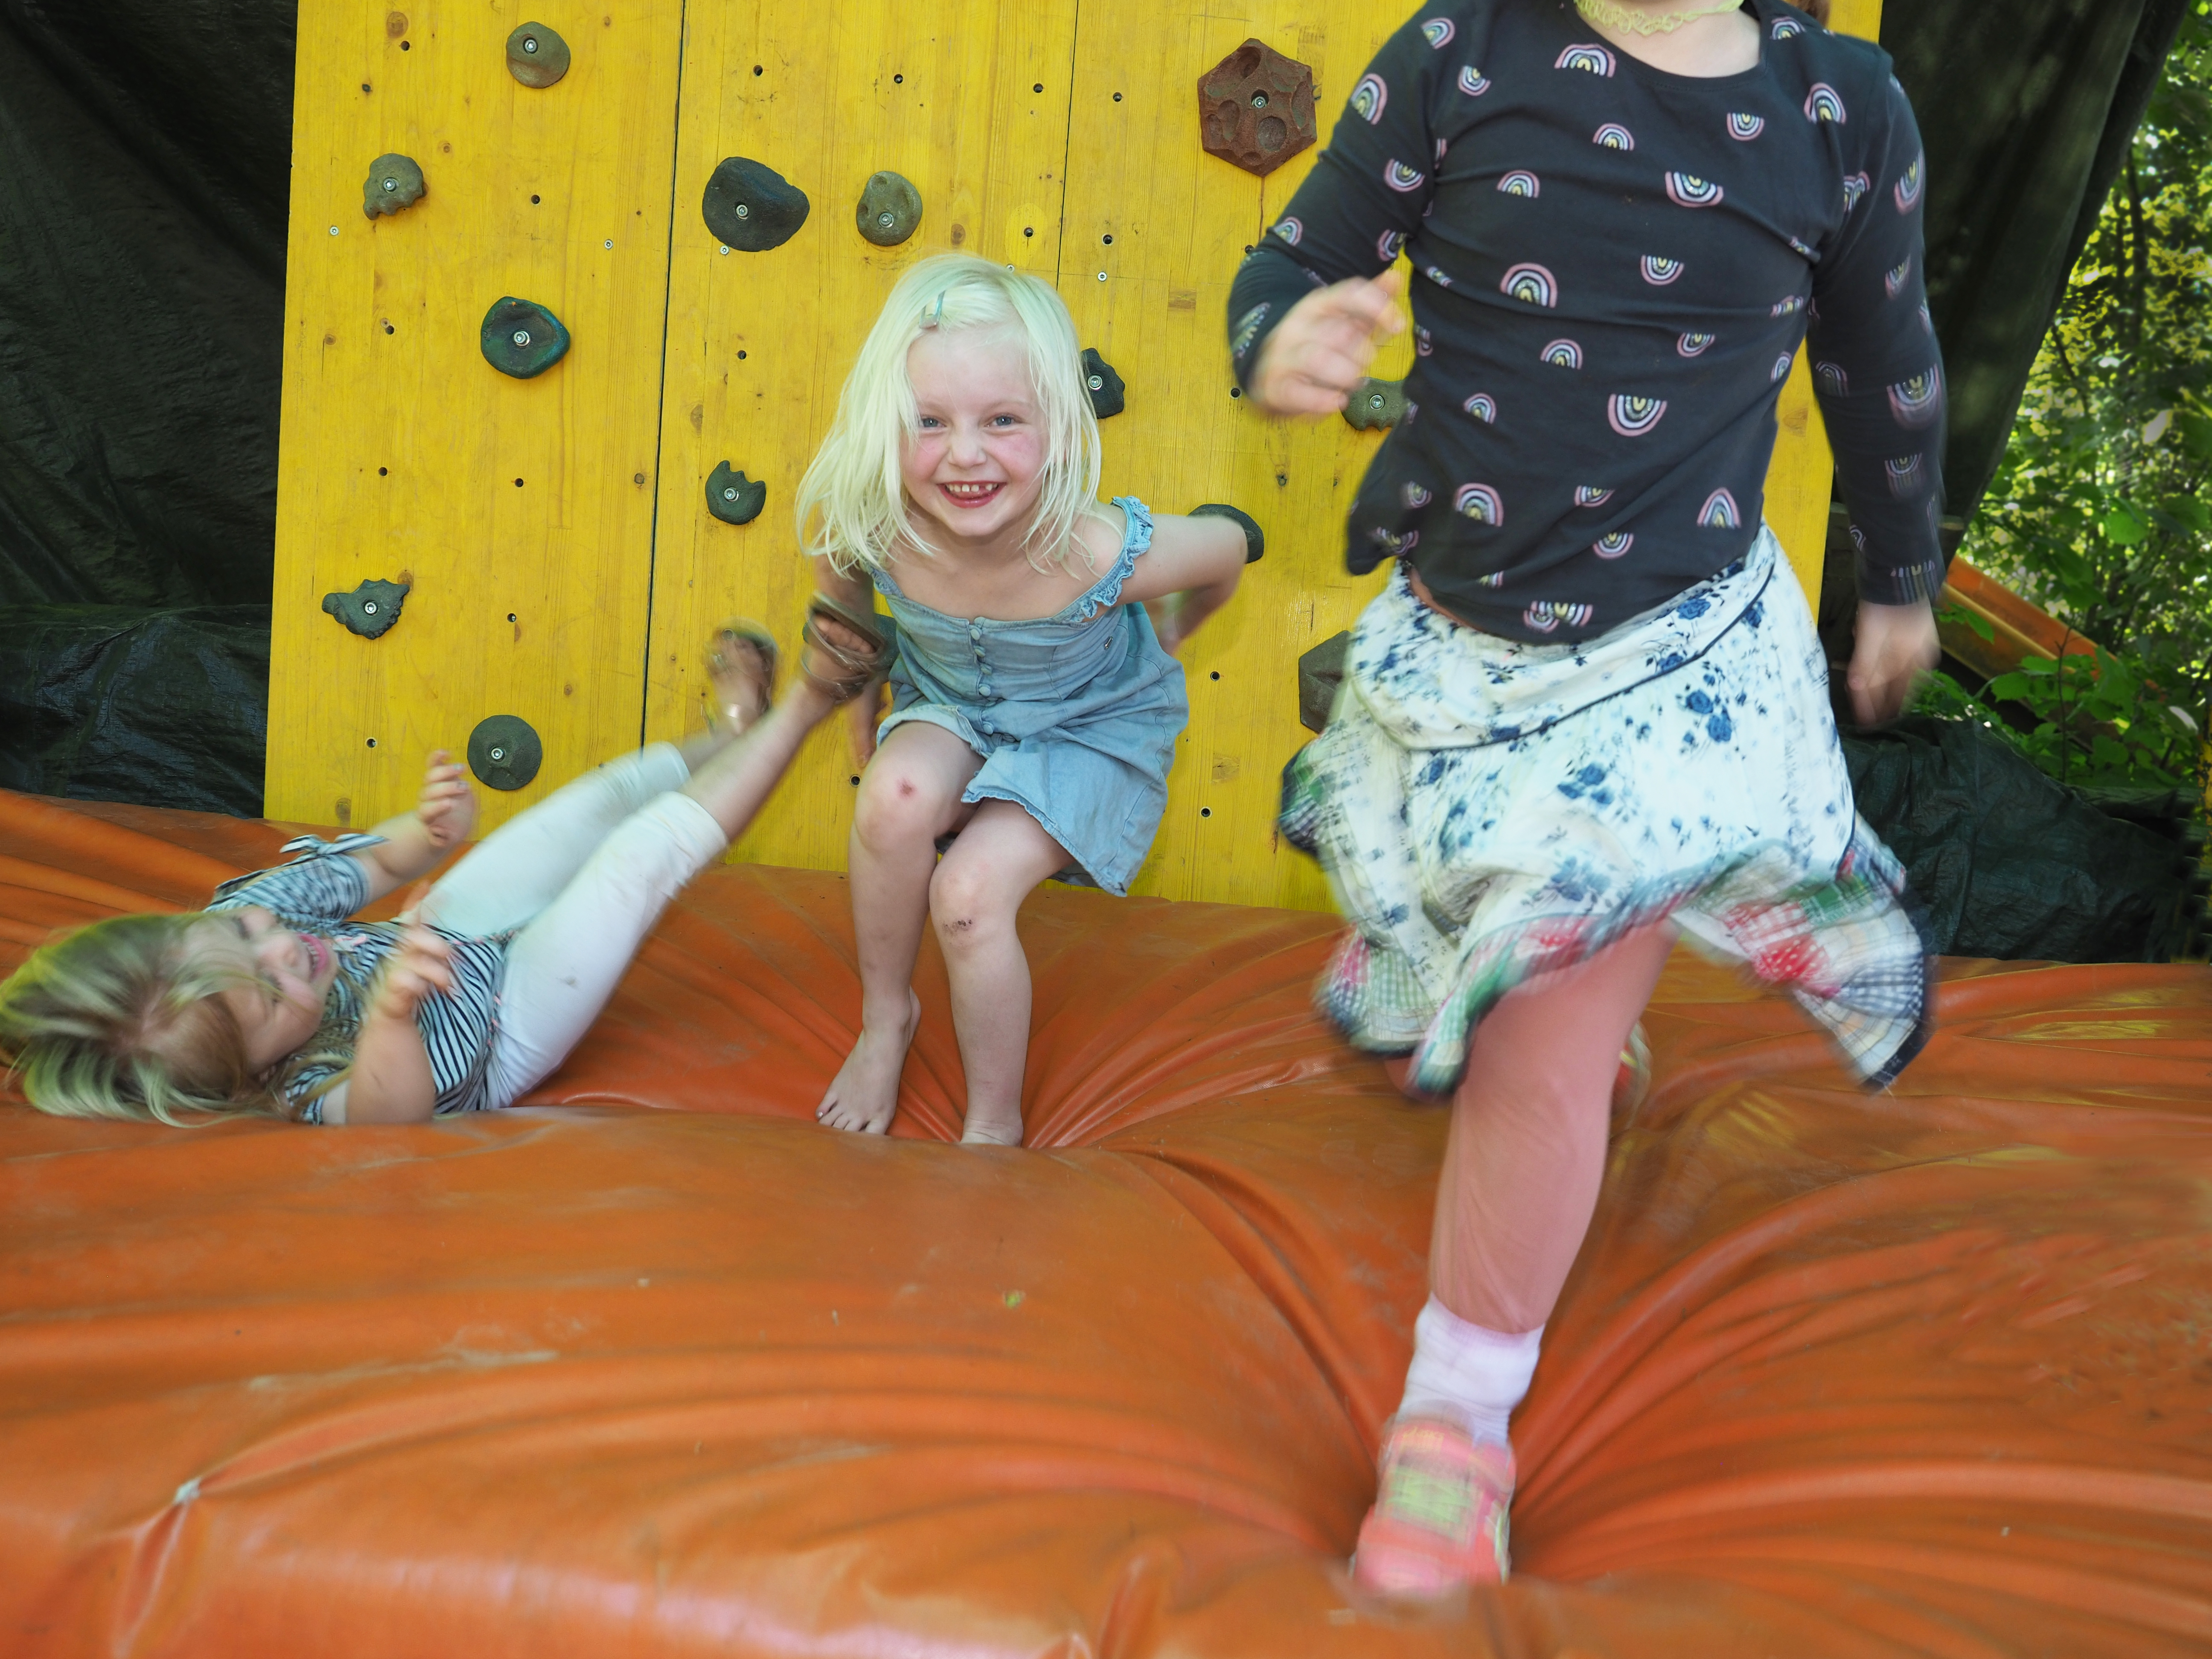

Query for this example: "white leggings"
[418,745,727,1109]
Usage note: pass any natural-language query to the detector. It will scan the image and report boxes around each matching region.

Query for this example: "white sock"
[1395,1295,1543,1446]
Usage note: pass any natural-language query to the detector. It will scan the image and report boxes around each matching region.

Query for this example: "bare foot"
[959,1109,1024,1147]
[707,625,775,736]
[816,989,920,1134]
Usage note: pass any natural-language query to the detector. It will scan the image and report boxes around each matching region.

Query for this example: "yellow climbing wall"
[270,0,1875,906]
[268,2,686,835]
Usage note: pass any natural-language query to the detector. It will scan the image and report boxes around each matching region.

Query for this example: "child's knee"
[927,861,1011,947]
[853,765,946,850]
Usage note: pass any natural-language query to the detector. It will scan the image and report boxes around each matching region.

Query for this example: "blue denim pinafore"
[872,498,1187,895]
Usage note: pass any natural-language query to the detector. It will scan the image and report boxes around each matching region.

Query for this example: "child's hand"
[1249,267,1407,418]
[416,750,478,849]
[369,923,453,1021]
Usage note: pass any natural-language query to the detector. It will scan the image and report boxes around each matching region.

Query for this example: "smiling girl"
[0,618,873,1125]
[800,254,1258,1146]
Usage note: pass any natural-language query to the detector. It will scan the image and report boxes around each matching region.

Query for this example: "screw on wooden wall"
[855,172,922,247]
[703,157,809,251]
[361,154,425,218]
[506,22,569,87]
[1198,40,1316,177]
[480,297,570,378]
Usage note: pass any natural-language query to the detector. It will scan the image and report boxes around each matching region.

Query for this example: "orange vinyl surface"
[3,788,2210,1656]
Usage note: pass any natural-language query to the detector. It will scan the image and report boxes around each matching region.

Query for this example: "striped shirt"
[206,836,508,1122]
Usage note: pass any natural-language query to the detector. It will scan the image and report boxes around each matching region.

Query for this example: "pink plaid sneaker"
[1350,1415,1515,1598]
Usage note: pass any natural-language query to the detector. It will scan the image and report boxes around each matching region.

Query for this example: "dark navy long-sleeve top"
[1228,0,1947,643]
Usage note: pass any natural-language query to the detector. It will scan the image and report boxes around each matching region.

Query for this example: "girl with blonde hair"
[0,621,873,1126]
[797,253,1260,1146]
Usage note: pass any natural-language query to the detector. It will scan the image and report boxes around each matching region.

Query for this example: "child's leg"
[1428,922,1678,1336]
[817,722,983,1135]
[926,800,1071,1145]
[480,694,823,1105]
[420,644,763,937]
[419,745,696,937]
[1354,923,1675,1598]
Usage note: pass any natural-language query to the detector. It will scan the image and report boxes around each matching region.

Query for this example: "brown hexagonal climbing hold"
[1198,40,1316,177]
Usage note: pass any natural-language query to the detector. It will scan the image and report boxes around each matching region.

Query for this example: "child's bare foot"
[959,1108,1024,1147]
[816,989,920,1134]
[706,623,777,736]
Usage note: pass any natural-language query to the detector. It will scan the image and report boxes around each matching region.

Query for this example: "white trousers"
[419,744,728,1109]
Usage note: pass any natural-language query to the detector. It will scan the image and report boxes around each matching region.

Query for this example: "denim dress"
[872,498,1187,895]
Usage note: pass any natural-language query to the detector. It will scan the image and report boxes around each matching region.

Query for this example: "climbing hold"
[1190,502,1265,564]
[704,461,767,525]
[467,714,543,792]
[1199,40,1317,177]
[702,157,809,252]
[480,297,570,378]
[1082,348,1125,420]
[361,154,425,219]
[506,22,570,87]
[1298,632,1350,733]
[1342,376,1407,431]
[321,577,410,640]
[855,171,922,247]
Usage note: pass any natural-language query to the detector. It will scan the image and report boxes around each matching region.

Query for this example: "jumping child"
[800,254,1260,1146]
[0,620,877,1125]
[1233,0,1941,1597]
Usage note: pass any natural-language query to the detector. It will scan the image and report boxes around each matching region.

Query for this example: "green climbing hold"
[1298,632,1350,733]
[361,154,425,219]
[705,461,767,525]
[321,577,410,640]
[1082,348,1125,420]
[467,714,543,792]
[703,157,809,252]
[1342,376,1406,431]
[506,22,570,88]
[855,171,922,247]
[480,297,570,378]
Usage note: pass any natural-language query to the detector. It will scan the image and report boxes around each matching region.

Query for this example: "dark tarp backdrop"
[0,0,291,813]
[0,0,2195,953]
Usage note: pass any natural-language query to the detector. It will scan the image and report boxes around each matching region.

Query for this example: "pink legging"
[1428,924,1678,1334]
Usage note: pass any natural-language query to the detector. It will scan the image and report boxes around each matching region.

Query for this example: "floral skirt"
[1281,527,1932,1097]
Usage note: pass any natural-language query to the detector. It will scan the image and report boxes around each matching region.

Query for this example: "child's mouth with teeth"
[939,481,1003,507]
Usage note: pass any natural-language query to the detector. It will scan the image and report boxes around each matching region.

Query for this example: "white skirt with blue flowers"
[1281,526,1932,1097]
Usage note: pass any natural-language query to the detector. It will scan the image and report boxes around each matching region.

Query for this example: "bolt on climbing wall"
[269,0,1872,903]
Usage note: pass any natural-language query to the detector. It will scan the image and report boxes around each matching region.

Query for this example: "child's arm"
[1120,511,1250,654]
[346,752,479,906]
[340,924,454,1124]
[813,556,891,763]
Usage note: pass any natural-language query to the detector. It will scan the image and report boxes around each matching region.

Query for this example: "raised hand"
[1248,267,1408,418]
[415,750,478,849]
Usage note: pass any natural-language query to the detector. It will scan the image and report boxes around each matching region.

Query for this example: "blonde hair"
[0,913,285,1126]
[794,253,1104,576]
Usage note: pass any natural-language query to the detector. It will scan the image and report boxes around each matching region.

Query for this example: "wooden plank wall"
[269,1,686,835]
[270,0,1877,907]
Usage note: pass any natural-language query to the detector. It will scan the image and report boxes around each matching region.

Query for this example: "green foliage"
[1945,1,2212,798]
